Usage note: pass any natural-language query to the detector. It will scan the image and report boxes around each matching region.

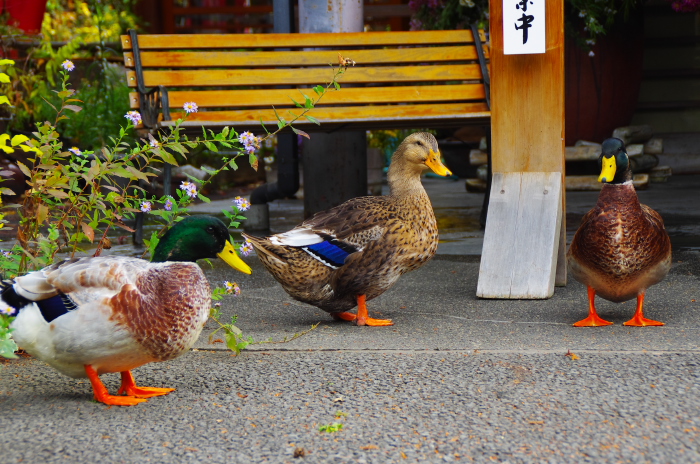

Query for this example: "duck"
[567,137,672,327]
[242,132,452,326]
[1,215,252,406]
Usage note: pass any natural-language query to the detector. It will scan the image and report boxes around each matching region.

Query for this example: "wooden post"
[476,0,566,299]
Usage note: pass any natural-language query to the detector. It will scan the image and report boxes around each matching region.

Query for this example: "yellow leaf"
[11,134,29,146]
[16,161,32,178]
[0,96,9,106]
[36,204,48,224]
[0,73,9,84]
[0,59,15,66]
[81,222,95,242]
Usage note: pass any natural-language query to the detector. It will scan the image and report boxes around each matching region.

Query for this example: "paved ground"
[1,174,699,463]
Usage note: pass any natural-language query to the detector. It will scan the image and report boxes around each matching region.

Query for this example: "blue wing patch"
[302,239,358,269]
[37,294,78,323]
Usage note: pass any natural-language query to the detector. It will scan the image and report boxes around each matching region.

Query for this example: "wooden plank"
[125,45,483,68]
[490,1,564,173]
[477,172,562,299]
[125,64,486,88]
[476,173,523,298]
[127,84,487,109]
[162,102,490,126]
[120,30,480,51]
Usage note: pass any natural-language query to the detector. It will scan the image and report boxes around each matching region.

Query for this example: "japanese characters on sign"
[503,0,546,55]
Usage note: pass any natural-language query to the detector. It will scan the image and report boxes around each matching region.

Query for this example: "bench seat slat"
[128,84,487,109]
[120,30,485,50]
[126,64,485,88]
[162,102,490,128]
[124,45,489,68]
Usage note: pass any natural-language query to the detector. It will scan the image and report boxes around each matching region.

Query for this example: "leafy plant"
[319,422,344,433]
[0,56,352,358]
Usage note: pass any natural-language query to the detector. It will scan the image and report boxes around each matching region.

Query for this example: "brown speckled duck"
[2,216,251,406]
[567,138,671,327]
[242,132,451,326]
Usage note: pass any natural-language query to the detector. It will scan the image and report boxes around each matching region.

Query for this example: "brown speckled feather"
[243,132,443,314]
[567,183,671,302]
[46,257,211,361]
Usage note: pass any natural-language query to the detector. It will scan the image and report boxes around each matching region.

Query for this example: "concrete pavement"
[1,174,699,463]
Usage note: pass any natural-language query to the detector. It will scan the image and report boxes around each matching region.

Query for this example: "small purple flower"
[69,147,82,156]
[239,240,254,257]
[180,181,198,198]
[140,201,152,213]
[164,197,173,211]
[183,102,199,113]
[238,131,260,154]
[233,196,251,212]
[125,111,142,125]
[224,281,241,296]
[1,251,12,258]
[61,60,75,72]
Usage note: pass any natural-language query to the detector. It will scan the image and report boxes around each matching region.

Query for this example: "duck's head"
[393,132,452,177]
[598,137,632,184]
[151,215,252,274]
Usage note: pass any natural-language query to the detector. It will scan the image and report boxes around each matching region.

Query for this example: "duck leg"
[117,370,175,398]
[84,365,147,406]
[623,293,664,327]
[573,286,614,327]
[333,295,394,326]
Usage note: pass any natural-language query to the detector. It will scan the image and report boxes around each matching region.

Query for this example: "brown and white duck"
[242,132,452,326]
[2,216,252,406]
[567,138,672,327]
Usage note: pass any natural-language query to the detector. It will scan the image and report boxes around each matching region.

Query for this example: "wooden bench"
[121,28,490,133]
[120,28,492,237]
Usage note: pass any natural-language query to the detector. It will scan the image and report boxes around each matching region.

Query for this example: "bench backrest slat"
[121,29,490,131]
[121,30,485,50]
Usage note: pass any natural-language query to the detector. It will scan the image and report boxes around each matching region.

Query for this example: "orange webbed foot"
[623,293,664,327]
[84,365,148,406]
[331,295,394,326]
[118,371,175,398]
[574,286,613,327]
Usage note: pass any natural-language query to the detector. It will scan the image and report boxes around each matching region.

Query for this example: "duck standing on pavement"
[242,132,452,326]
[567,138,672,327]
[1,216,252,406]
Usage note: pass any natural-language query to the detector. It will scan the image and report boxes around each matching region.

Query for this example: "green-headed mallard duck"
[567,138,671,327]
[2,216,252,406]
[242,132,451,326]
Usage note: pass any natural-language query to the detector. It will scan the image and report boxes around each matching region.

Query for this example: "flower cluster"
[233,196,251,212]
[180,181,198,198]
[238,131,260,155]
[224,281,241,296]
[669,0,700,11]
[183,102,199,114]
[124,111,142,126]
[239,240,253,257]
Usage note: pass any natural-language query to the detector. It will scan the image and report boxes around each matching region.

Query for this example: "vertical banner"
[503,0,546,54]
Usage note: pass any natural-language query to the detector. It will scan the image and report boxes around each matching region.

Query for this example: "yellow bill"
[598,155,616,183]
[425,149,452,177]
[217,241,252,274]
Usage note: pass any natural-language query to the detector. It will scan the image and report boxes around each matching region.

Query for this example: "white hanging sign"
[503,0,546,55]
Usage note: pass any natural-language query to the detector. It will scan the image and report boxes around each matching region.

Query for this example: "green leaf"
[304,94,314,109]
[197,192,211,203]
[305,115,320,126]
[313,85,325,95]
[290,96,303,108]
[63,105,82,113]
[333,81,341,91]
